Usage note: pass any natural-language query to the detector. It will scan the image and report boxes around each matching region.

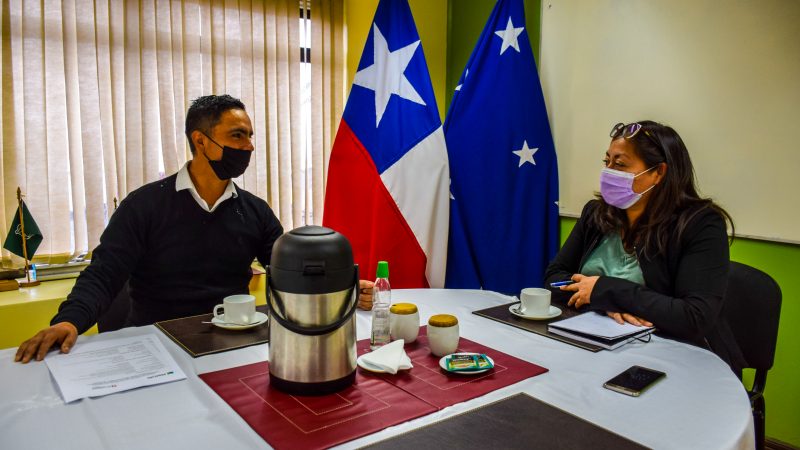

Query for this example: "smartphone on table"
[603,365,666,397]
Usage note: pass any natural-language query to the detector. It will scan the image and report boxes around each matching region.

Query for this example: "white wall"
[541,0,800,243]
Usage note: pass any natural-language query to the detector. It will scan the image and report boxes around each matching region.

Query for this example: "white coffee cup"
[213,294,256,325]
[519,288,551,316]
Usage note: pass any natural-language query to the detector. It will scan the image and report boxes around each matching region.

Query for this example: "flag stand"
[15,188,40,288]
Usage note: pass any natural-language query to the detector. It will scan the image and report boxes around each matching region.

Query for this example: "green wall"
[449,1,799,445]
[730,237,799,445]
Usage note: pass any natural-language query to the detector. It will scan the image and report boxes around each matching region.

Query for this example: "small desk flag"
[323,0,449,288]
[444,0,559,294]
[3,200,43,259]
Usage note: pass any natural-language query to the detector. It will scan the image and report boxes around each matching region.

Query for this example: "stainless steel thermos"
[267,226,358,395]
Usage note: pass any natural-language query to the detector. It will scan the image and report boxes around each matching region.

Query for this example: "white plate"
[439,353,495,375]
[211,311,268,330]
[357,354,389,373]
[509,304,562,320]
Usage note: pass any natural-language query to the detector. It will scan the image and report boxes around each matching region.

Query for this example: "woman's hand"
[562,274,599,309]
[607,311,653,327]
[357,280,374,310]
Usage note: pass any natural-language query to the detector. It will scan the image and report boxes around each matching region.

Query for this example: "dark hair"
[184,94,246,154]
[591,120,734,257]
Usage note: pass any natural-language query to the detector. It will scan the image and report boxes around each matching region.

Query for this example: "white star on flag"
[512,140,538,167]
[494,17,524,55]
[353,24,426,127]
[455,68,470,92]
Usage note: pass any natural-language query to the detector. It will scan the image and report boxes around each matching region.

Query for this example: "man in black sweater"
[15,95,374,363]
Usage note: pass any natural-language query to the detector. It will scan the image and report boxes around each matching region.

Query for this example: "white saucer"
[509,304,562,320]
[211,311,268,330]
[357,354,389,373]
[439,353,495,375]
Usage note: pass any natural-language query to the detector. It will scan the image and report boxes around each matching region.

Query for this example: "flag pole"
[16,187,40,287]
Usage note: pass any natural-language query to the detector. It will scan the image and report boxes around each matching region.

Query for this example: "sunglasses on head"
[610,122,670,164]
[610,122,644,139]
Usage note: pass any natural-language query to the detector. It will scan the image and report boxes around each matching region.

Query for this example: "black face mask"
[200,133,252,180]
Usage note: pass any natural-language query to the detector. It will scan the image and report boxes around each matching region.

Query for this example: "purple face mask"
[600,166,657,209]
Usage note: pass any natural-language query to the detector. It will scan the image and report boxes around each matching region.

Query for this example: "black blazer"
[544,200,746,372]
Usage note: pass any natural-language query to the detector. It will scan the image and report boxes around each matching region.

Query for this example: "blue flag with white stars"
[444,0,559,295]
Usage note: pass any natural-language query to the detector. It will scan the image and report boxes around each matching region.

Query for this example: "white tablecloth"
[0,289,754,449]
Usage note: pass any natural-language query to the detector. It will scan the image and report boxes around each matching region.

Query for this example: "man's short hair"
[185,94,246,154]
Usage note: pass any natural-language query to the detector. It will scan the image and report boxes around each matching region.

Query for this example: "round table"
[0,289,754,450]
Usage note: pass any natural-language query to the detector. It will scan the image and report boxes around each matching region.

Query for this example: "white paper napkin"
[361,339,413,374]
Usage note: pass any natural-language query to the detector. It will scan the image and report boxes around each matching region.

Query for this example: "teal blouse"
[580,233,645,285]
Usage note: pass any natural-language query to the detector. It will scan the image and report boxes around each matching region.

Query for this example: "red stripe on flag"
[323,121,429,288]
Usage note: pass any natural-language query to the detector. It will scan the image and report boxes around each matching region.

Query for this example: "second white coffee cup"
[214,294,256,324]
[519,288,551,316]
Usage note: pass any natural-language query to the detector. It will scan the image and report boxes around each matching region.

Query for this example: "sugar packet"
[445,353,494,372]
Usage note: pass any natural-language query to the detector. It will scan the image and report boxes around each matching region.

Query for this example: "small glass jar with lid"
[389,303,420,343]
[427,314,460,356]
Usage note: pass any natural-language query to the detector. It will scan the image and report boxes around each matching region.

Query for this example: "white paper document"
[45,334,186,403]
[549,312,654,339]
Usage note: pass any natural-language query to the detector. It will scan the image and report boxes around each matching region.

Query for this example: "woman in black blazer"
[544,121,745,372]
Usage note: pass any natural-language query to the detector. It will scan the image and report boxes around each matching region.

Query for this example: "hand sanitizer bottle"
[370,261,391,350]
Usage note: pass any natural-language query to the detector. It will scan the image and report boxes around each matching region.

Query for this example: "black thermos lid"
[269,226,355,294]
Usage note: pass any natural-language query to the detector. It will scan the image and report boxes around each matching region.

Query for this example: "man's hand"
[14,322,78,363]
[357,279,374,310]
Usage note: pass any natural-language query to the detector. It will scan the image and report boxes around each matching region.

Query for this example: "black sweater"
[52,174,283,333]
[544,200,746,372]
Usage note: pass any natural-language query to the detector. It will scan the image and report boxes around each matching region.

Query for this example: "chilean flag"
[323,0,449,288]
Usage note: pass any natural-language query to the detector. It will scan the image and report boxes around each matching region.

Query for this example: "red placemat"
[200,327,547,449]
[356,327,548,409]
[200,363,436,450]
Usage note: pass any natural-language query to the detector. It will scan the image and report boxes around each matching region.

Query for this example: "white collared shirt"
[175,161,238,213]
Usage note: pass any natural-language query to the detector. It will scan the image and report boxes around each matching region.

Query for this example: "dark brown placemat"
[364,392,648,450]
[473,302,603,352]
[155,305,269,357]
